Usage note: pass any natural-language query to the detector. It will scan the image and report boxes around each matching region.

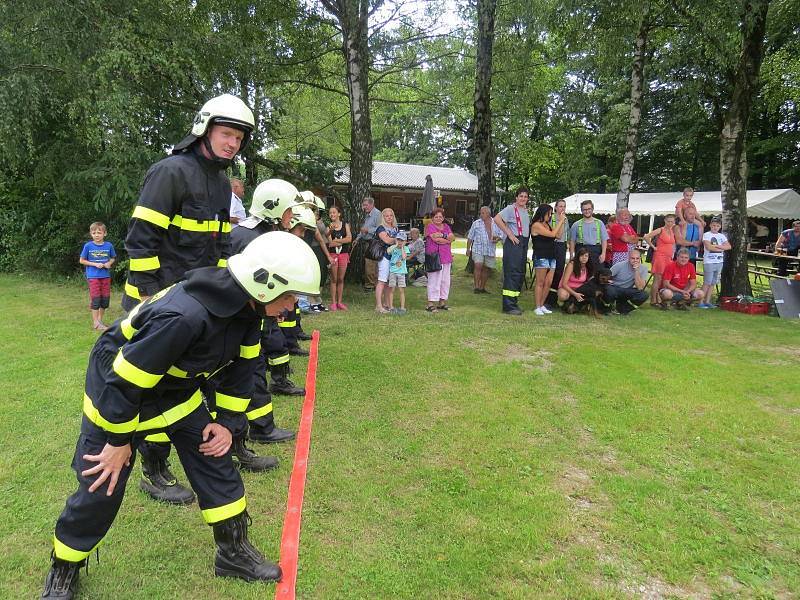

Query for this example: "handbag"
[366,237,386,261]
[425,250,442,272]
[425,230,443,272]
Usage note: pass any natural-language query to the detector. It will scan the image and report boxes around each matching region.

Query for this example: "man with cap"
[120,94,271,504]
[41,232,321,599]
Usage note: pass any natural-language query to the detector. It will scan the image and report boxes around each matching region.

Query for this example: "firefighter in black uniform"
[41,232,322,599]
[228,178,306,444]
[121,94,274,505]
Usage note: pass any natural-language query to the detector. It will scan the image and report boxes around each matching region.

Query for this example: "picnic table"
[747,250,797,283]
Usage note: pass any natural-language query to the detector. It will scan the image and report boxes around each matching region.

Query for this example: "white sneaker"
[541,306,553,314]
[534,307,545,316]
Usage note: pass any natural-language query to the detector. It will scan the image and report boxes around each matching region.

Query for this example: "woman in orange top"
[643,214,676,306]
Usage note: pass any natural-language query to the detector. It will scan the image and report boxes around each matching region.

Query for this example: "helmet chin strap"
[201,136,233,169]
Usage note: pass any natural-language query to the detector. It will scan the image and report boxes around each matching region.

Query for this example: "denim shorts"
[533,257,556,269]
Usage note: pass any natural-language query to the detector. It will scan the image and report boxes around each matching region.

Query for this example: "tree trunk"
[473,0,497,209]
[616,5,650,210]
[720,0,770,297]
[320,0,374,224]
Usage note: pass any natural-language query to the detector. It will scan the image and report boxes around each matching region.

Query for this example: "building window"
[456,199,467,216]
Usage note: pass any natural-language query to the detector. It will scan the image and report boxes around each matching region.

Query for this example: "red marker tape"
[275,329,319,600]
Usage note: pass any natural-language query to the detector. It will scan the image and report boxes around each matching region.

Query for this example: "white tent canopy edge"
[560,189,800,219]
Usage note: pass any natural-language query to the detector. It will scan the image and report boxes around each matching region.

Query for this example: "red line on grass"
[275,329,319,600]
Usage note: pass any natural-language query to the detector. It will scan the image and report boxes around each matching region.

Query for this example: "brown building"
[331,161,484,226]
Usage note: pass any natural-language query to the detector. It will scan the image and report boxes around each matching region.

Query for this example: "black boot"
[213,512,282,582]
[270,364,305,396]
[287,345,309,356]
[41,556,82,599]
[232,437,279,472]
[249,424,296,444]
[296,331,312,341]
[139,455,195,505]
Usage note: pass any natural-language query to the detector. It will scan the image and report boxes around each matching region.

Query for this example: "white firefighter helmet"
[173,94,255,155]
[288,205,317,231]
[299,190,326,211]
[249,179,303,222]
[227,231,321,304]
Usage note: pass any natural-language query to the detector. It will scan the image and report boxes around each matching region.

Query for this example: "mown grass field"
[1,262,799,599]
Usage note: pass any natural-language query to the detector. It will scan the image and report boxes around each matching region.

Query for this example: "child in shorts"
[699,216,730,308]
[386,230,408,314]
[79,222,116,331]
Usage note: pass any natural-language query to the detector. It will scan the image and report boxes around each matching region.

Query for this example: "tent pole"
[648,213,655,233]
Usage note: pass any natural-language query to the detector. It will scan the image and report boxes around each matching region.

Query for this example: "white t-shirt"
[703,231,728,264]
[230,193,247,226]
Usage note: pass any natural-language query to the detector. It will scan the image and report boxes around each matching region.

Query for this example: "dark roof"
[334,161,479,193]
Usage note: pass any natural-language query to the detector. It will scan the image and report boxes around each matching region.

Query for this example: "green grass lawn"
[2,263,799,599]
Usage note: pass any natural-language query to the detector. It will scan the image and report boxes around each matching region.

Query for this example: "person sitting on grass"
[659,248,704,310]
[699,216,731,308]
[385,230,409,314]
[605,248,648,315]
[557,247,601,315]
[79,221,116,332]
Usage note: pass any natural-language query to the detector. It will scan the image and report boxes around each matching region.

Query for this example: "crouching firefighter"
[234,178,307,399]
[229,179,306,443]
[41,232,321,599]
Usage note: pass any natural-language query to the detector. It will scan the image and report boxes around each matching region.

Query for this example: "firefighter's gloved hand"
[82,443,133,496]
[200,423,232,457]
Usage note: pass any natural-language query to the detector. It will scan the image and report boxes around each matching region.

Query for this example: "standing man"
[353,197,381,291]
[775,220,800,276]
[607,208,638,265]
[121,94,257,505]
[494,187,530,315]
[466,206,502,293]
[569,199,608,266]
[605,248,649,314]
[230,177,247,226]
[40,232,321,599]
[675,206,703,268]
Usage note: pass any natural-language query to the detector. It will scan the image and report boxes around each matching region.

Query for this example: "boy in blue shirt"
[386,230,409,314]
[79,222,116,331]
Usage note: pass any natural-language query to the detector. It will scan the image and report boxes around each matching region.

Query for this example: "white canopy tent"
[561,189,800,219]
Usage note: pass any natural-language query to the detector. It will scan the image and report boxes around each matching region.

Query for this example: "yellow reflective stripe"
[295,308,300,314]
[279,320,296,328]
[83,394,139,434]
[144,432,171,443]
[502,289,520,297]
[202,496,247,524]
[239,343,260,359]
[137,390,203,431]
[167,365,189,378]
[210,410,217,419]
[125,281,141,300]
[113,350,162,389]
[217,258,227,268]
[171,215,227,233]
[246,403,273,421]
[216,392,250,413]
[221,222,232,233]
[268,354,290,366]
[53,536,97,562]
[129,256,161,272]
[132,205,171,229]
[120,319,137,340]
